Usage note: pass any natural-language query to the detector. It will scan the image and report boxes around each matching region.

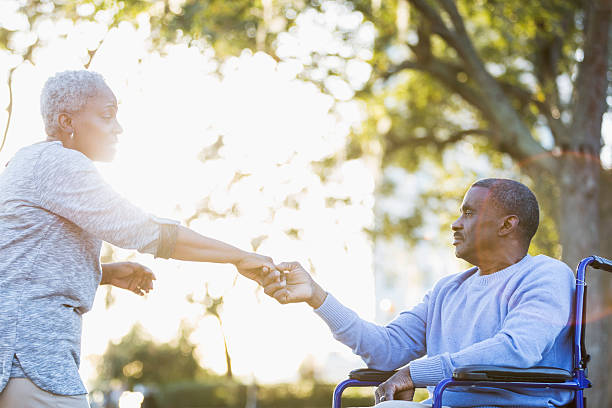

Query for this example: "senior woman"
[0,70,278,408]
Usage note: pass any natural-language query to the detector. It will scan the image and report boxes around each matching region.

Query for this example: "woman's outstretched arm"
[171,225,276,283]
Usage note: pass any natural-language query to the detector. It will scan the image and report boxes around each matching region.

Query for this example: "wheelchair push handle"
[590,255,612,273]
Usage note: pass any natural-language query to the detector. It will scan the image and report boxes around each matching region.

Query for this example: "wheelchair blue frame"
[332,255,612,408]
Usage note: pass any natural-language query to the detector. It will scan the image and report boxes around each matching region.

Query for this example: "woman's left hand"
[101,262,156,296]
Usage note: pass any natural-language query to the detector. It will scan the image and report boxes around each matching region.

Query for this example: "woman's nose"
[114,120,123,135]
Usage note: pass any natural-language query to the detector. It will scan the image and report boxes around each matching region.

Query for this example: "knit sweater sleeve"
[35,145,179,258]
[409,262,575,387]
[314,292,429,371]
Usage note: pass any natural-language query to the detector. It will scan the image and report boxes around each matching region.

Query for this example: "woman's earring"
[69,132,74,140]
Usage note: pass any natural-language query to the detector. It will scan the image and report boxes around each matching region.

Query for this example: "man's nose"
[451,217,462,231]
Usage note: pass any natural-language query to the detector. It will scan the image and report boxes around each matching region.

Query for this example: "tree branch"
[408,0,460,50]
[1,37,38,154]
[497,80,570,143]
[385,127,494,152]
[382,57,492,120]
[569,0,610,155]
[435,0,490,79]
[0,67,15,154]
[531,8,575,147]
[405,0,554,172]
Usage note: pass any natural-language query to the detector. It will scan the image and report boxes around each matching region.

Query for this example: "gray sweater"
[0,141,178,395]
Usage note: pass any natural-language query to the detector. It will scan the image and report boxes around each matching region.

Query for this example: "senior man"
[262,179,574,408]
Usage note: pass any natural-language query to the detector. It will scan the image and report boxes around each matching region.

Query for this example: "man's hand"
[374,366,415,404]
[234,252,277,284]
[101,262,155,296]
[261,262,327,308]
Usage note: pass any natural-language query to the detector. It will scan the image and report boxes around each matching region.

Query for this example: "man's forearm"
[170,225,247,264]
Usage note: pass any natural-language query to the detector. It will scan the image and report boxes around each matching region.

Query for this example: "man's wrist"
[307,283,327,309]
[403,364,414,387]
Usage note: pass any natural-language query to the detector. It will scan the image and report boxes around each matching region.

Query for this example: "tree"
[147,0,612,403]
[2,0,610,403]
[95,323,205,390]
[344,1,612,404]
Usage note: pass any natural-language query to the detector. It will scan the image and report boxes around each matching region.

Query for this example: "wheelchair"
[332,255,612,408]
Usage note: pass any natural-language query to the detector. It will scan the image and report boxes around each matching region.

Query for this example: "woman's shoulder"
[32,141,94,172]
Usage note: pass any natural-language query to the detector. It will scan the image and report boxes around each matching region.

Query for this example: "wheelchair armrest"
[591,255,612,273]
[349,368,398,382]
[452,365,572,383]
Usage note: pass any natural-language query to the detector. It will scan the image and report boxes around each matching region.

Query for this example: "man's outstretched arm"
[261,262,428,371]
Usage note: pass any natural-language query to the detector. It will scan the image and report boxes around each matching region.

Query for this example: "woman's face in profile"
[71,85,123,162]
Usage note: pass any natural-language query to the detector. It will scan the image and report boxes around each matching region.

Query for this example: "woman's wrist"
[100,263,114,285]
[231,249,251,266]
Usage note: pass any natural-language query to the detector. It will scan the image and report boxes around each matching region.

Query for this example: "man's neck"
[476,251,527,276]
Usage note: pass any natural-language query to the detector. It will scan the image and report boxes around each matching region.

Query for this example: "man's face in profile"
[451,186,502,265]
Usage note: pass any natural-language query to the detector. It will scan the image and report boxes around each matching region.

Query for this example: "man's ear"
[499,215,519,237]
[57,112,73,134]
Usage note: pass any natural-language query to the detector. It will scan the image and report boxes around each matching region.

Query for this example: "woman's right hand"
[234,252,277,284]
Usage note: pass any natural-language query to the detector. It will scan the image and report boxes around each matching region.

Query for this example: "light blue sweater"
[315,254,575,407]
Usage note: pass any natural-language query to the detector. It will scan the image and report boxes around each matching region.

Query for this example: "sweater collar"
[471,254,532,286]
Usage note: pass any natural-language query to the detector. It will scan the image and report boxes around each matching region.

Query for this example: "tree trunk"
[559,0,610,402]
[558,156,611,406]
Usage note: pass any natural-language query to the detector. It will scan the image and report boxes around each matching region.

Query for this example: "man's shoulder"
[518,254,574,290]
[528,254,573,276]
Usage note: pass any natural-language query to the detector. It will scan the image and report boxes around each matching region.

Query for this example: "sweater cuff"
[151,216,180,259]
[313,294,357,333]
[409,355,446,387]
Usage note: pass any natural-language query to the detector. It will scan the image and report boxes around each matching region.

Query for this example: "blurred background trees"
[1,0,610,405]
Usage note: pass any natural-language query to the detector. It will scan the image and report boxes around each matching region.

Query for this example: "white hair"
[40,70,109,137]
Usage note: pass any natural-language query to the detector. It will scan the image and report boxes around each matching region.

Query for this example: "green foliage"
[142,0,304,55]
[155,379,245,408]
[94,323,428,407]
[95,323,208,390]
[151,380,427,408]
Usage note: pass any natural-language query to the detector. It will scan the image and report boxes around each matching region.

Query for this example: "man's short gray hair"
[472,178,540,244]
[40,70,109,137]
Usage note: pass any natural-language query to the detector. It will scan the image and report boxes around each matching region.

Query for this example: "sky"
[0,0,610,399]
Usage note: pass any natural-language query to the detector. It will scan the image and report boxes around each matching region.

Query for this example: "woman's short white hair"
[40,70,109,137]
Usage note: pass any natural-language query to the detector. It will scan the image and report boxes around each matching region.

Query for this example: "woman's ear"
[57,112,73,134]
[499,215,519,237]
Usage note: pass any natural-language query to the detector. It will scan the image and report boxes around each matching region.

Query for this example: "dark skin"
[261,185,528,403]
[451,186,526,275]
[54,85,122,162]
